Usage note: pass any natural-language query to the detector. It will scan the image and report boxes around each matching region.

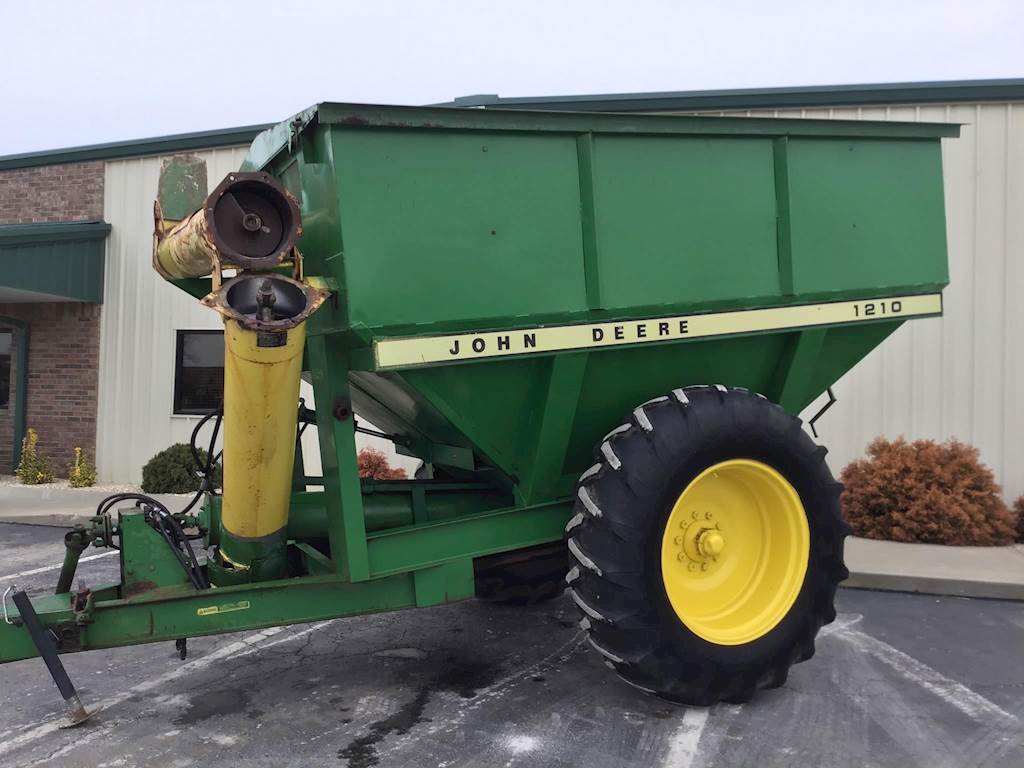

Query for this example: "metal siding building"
[1,80,1020,497]
[713,103,1024,503]
[456,83,1024,503]
[98,147,417,483]
[97,148,248,483]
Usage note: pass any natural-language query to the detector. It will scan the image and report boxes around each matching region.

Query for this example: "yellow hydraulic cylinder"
[217,317,306,579]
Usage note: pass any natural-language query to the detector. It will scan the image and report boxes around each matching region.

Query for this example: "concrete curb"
[0,489,193,529]
[841,572,1024,601]
[841,536,1024,602]
[0,511,94,528]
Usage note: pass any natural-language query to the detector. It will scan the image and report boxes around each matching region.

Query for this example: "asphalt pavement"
[0,522,1021,768]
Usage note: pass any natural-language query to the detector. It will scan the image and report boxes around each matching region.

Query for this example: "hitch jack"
[9,589,93,727]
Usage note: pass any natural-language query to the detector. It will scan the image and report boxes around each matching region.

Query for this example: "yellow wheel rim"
[660,459,810,646]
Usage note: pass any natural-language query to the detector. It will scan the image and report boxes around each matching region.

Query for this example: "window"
[0,331,11,410]
[173,330,224,414]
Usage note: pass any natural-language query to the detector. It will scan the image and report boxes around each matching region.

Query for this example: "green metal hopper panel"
[244,103,954,502]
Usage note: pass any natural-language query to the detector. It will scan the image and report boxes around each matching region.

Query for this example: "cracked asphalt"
[0,522,1022,768]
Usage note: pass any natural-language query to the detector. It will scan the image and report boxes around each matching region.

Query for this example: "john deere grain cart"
[0,104,954,720]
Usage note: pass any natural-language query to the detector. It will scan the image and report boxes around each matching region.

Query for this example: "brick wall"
[0,160,105,474]
[0,161,104,224]
[0,303,102,475]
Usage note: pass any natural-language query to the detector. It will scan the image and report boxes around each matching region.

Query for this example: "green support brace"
[307,334,370,582]
[517,352,589,505]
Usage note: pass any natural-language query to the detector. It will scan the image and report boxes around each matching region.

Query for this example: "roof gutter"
[447,78,1024,113]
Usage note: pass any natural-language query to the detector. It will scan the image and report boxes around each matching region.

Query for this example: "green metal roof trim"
[448,78,1024,113]
[0,221,111,303]
[0,125,270,171]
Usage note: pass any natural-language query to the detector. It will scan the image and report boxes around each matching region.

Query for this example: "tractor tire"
[565,385,849,705]
[474,542,568,605]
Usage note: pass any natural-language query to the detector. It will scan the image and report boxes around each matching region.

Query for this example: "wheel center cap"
[697,529,725,558]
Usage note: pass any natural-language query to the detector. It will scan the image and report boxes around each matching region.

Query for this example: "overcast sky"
[0,0,1021,155]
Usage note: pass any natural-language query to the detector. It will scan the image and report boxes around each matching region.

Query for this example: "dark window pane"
[174,330,224,414]
[0,331,11,410]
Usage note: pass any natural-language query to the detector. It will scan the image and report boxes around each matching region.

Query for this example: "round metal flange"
[205,172,301,270]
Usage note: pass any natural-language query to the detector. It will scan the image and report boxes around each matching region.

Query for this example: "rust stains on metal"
[124,580,160,599]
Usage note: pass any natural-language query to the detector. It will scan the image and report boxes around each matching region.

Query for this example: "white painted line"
[0,620,336,759]
[819,612,864,636]
[0,550,117,583]
[827,619,1017,724]
[233,620,334,657]
[662,707,710,768]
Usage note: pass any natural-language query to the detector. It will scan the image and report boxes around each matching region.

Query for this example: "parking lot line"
[662,707,710,768]
[827,620,1016,723]
[0,550,117,582]
[0,624,290,759]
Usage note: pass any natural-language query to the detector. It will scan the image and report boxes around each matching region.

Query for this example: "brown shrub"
[840,437,1015,546]
[1014,496,1024,544]
[357,447,408,480]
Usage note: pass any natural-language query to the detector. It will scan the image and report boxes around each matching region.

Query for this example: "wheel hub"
[672,514,726,573]
[660,459,810,646]
[697,529,726,558]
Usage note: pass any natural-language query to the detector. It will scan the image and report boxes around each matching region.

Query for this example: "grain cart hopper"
[0,104,955,719]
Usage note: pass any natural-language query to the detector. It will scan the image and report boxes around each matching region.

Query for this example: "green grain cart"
[0,103,954,720]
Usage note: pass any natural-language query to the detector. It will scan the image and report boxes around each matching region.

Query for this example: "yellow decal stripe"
[374,293,942,370]
[197,600,251,617]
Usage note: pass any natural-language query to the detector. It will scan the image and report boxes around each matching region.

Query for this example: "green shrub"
[840,436,1015,546]
[141,443,221,494]
[357,447,408,480]
[68,447,98,488]
[16,428,54,485]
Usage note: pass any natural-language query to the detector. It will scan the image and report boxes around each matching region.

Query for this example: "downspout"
[0,315,28,470]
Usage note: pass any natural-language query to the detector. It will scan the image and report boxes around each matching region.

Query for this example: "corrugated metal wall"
[699,103,1023,502]
[97,148,248,483]
[97,148,419,483]
[98,104,1023,503]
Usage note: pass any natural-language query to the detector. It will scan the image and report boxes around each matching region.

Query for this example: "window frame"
[172,329,224,416]
[0,329,12,411]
